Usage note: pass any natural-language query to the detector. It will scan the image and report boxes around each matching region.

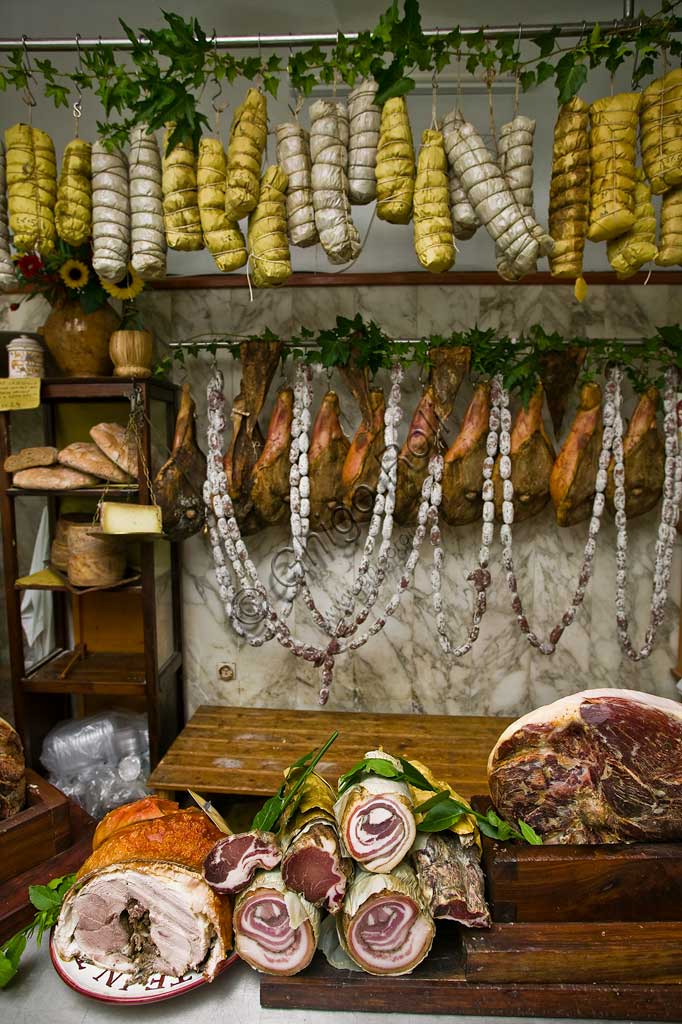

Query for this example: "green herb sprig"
[0,873,76,989]
[251,731,339,833]
[2,2,681,150]
[338,753,542,845]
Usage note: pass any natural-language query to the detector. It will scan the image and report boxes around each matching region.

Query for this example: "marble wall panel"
[1,283,681,726]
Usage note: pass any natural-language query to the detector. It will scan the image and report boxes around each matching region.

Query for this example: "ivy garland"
[1,1,681,151]
[159,316,682,406]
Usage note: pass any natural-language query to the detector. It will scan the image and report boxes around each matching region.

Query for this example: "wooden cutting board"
[148,704,511,798]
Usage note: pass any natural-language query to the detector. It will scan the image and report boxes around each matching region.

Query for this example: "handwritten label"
[0,377,41,411]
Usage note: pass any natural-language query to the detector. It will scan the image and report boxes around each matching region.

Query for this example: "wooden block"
[4,446,58,473]
[481,832,682,923]
[0,801,94,944]
[0,771,71,884]
[260,930,682,1020]
[463,921,682,984]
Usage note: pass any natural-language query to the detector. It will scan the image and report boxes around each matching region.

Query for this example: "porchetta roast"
[54,801,232,982]
[488,689,682,844]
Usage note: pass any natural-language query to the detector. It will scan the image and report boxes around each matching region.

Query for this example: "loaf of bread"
[0,716,25,819]
[13,466,101,489]
[90,423,138,479]
[4,446,58,473]
[58,442,133,483]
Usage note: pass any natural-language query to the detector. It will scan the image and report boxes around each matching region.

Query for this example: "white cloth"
[21,507,54,666]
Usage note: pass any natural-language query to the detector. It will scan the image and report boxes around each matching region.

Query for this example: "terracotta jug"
[109,329,154,378]
[39,298,119,377]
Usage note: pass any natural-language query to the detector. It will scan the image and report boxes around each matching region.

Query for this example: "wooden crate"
[0,770,71,884]
[481,832,682,923]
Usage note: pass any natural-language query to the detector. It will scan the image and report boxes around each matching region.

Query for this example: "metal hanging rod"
[0,18,640,54]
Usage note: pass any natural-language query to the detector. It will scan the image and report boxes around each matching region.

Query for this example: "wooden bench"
[148,704,512,799]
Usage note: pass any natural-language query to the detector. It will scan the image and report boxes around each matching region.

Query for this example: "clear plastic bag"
[41,711,150,819]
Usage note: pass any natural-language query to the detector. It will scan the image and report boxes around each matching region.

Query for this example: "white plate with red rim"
[49,930,238,1004]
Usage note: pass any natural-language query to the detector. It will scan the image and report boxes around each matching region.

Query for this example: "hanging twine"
[486,68,497,153]
[430,72,439,130]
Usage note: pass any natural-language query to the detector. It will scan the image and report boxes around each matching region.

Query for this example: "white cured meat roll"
[348,78,380,204]
[275,122,318,247]
[233,868,321,976]
[310,99,361,265]
[339,862,435,976]
[442,109,479,240]
[92,142,130,283]
[129,127,166,280]
[334,750,416,873]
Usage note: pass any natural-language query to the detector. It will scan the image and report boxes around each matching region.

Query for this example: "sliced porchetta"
[233,869,321,975]
[53,809,232,983]
[339,862,435,976]
[54,862,231,982]
[280,771,352,914]
[334,750,416,873]
[203,830,281,895]
[488,688,682,844]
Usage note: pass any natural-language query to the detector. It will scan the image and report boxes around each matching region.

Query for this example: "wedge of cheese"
[101,502,163,537]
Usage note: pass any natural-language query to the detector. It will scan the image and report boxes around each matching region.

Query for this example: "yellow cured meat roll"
[548,98,590,280]
[5,123,57,255]
[655,186,682,266]
[587,92,640,243]
[376,97,415,225]
[55,138,92,247]
[162,129,203,251]
[248,165,291,288]
[640,69,682,195]
[197,137,247,272]
[607,170,657,278]
[413,129,454,273]
[0,144,16,290]
[225,89,267,221]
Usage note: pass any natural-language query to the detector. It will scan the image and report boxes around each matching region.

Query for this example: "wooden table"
[148,704,512,799]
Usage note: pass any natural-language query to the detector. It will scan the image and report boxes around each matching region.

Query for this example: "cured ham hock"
[488,689,682,844]
[154,384,207,540]
[550,382,603,526]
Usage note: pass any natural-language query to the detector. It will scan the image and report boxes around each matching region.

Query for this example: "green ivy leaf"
[556,59,588,103]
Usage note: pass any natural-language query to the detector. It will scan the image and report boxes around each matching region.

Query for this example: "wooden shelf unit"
[0,377,185,769]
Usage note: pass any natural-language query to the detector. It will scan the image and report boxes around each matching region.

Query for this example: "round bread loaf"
[89,423,139,479]
[13,466,101,489]
[58,442,133,483]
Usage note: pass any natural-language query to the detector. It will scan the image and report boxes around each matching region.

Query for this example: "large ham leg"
[441,383,490,526]
[538,347,586,438]
[309,391,350,531]
[250,388,294,526]
[233,869,321,975]
[341,387,386,518]
[606,386,664,518]
[340,863,435,976]
[550,382,603,526]
[488,689,682,844]
[334,751,416,873]
[203,830,282,895]
[224,339,283,531]
[154,384,207,540]
[494,384,555,522]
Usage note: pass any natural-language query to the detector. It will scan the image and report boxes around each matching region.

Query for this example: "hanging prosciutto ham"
[339,862,435,975]
[54,808,232,983]
[280,771,352,914]
[550,382,603,526]
[233,868,321,975]
[334,750,416,873]
[250,388,294,526]
[441,383,490,526]
[203,830,282,895]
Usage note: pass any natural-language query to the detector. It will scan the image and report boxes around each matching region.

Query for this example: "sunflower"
[59,259,89,290]
[99,265,145,301]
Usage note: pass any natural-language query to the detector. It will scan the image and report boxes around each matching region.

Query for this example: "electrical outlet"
[217,663,235,682]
